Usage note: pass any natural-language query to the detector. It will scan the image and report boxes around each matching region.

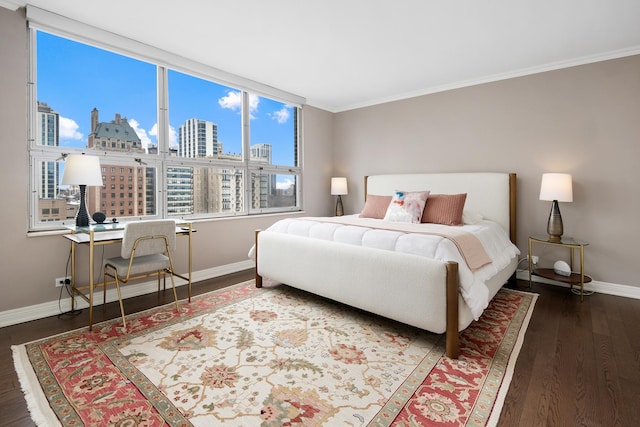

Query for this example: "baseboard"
[515,269,640,300]
[3,264,637,329]
[0,260,254,328]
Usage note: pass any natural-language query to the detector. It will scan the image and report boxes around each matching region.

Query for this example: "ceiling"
[4,0,640,112]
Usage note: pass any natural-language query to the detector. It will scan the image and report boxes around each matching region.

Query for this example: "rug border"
[486,288,538,427]
[12,344,63,427]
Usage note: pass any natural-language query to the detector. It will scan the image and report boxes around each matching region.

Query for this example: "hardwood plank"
[499,281,640,426]
[2,274,640,426]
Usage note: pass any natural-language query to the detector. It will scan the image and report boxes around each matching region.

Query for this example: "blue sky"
[36,31,296,167]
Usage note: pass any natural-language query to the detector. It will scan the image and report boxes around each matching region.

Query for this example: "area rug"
[12,280,536,426]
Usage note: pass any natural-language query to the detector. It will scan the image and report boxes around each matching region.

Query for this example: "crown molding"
[0,0,24,11]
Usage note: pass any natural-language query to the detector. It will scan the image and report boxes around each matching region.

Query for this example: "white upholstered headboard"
[365,172,517,243]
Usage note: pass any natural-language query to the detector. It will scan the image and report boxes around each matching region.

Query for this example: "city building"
[178,118,219,158]
[36,101,59,199]
[86,109,147,219]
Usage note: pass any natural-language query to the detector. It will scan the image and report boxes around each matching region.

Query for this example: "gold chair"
[101,220,180,330]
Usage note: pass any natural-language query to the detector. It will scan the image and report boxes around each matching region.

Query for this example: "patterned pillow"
[383,191,430,223]
[421,193,467,226]
[359,195,392,219]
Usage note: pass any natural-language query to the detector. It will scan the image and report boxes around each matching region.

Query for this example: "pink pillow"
[383,191,430,223]
[421,193,467,226]
[359,195,392,219]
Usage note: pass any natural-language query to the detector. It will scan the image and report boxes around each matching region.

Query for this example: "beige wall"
[0,7,334,312]
[333,55,640,288]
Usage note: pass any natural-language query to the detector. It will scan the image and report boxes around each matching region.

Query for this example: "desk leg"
[70,241,76,311]
[89,231,94,330]
[188,226,192,302]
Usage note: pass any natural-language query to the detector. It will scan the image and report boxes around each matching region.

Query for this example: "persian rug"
[13,280,536,426]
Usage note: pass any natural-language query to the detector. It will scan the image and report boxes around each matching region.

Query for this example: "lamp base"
[335,195,344,216]
[546,200,563,242]
[75,184,90,227]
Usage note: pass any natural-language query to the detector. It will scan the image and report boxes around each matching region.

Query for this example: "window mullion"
[242,91,251,214]
[157,66,169,217]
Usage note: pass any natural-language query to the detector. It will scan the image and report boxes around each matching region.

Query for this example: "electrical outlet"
[55,276,71,287]
[527,255,539,265]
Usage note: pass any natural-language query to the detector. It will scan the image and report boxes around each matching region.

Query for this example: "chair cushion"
[105,253,170,279]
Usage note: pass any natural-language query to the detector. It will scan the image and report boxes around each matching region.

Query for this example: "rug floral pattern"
[15,281,535,426]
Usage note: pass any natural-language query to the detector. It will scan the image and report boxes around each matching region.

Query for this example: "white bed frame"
[254,172,517,358]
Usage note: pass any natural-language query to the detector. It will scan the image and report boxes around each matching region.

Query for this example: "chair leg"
[114,275,126,329]
[169,270,179,311]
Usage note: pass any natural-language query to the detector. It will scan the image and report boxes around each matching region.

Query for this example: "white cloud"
[218,91,260,118]
[276,177,295,190]
[168,125,178,147]
[218,91,242,111]
[59,116,83,140]
[148,123,158,138]
[248,94,259,113]
[270,106,291,124]
[148,123,178,148]
[128,118,153,149]
[141,120,178,148]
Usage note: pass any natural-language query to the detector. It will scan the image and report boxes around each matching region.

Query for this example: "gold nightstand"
[528,234,592,301]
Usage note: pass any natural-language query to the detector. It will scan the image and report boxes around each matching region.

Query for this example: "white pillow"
[463,209,484,225]
[383,190,430,224]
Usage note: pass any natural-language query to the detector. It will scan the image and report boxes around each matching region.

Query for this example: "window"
[28,24,302,231]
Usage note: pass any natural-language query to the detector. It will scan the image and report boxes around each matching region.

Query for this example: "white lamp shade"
[61,154,104,186]
[539,173,573,202]
[331,177,348,195]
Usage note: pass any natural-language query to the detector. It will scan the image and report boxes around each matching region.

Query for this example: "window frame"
[26,6,304,232]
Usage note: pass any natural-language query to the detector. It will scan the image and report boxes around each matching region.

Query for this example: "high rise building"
[178,118,219,158]
[250,144,274,209]
[37,102,59,199]
[36,101,67,222]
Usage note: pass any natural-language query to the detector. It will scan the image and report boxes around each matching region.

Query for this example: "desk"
[63,222,193,328]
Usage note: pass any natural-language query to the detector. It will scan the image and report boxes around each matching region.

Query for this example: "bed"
[252,172,519,358]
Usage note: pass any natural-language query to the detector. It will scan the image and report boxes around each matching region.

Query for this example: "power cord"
[58,246,82,318]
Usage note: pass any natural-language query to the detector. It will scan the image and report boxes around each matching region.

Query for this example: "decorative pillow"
[359,195,392,219]
[421,193,467,226]
[383,190,430,223]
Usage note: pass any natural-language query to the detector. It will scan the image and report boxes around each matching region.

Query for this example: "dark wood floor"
[1,272,639,426]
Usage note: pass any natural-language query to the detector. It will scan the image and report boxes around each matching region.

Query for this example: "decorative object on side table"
[539,173,573,242]
[61,154,104,227]
[553,260,571,276]
[331,177,348,216]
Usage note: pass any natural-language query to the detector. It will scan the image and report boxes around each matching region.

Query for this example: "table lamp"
[62,154,103,227]
[539,173,573,242]
[331,177,348,216]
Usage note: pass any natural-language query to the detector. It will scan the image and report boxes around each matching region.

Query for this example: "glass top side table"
[528,234,592,300]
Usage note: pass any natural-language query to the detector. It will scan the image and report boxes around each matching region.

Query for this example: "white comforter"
[255,215,520,319]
